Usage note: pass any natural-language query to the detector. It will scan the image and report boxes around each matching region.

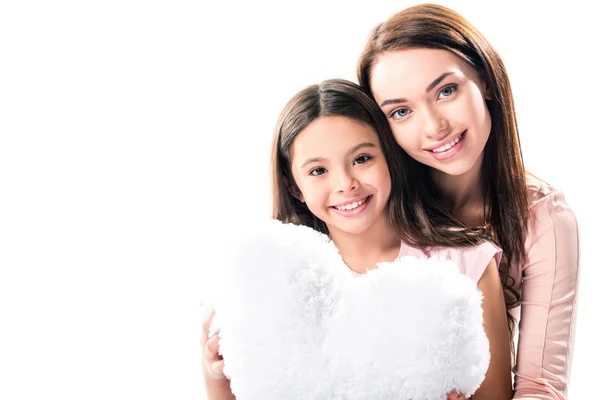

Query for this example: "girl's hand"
[202,310,226,381]
[447,391,467,400]
[201,310,467,399]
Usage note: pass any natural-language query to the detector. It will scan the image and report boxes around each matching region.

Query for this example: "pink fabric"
[399,176,580,399]
[348,176,579,399]
[509,175,579,400]
[398,241,502,283]
[348,241,501,283]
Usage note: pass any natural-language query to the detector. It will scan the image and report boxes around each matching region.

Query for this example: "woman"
[357,3,579,399]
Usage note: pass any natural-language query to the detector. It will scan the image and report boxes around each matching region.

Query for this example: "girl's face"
[369,48,492,177]
[290,116,391,237]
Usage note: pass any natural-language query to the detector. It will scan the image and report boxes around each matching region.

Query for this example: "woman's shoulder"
[526,173,570,210]
[524,174,579,272]
[525,173,577,227]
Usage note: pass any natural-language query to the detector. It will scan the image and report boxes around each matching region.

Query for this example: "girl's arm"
[202,312,236,400]
[471,258,513,400]
[203,376,235,400]
[512,190,579,399]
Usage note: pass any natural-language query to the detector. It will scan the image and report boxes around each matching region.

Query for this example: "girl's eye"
[390,108,411,120]
[309,167,327,176]
[354,154,372,165]
[439,83,458,99]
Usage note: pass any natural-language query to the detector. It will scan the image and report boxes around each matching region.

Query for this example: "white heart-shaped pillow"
[209,220,489,400]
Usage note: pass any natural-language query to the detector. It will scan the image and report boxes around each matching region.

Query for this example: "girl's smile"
[329,194,372,217]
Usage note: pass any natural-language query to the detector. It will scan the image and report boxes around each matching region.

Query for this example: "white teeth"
[335,198,366,211]
[432,134,462,153]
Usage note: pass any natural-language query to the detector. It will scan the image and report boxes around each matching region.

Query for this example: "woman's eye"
[309,167,327,176]
[354,154,372,165]
[391,108,410,120]
[439,84,457,98]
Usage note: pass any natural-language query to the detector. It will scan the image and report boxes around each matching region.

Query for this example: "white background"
[0,0,596,398]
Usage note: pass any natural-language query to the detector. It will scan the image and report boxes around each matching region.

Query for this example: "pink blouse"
[352,176,579,398]
[506,175,580,399]
[405,176,580,399]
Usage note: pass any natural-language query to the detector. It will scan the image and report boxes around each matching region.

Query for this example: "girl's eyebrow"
[301,156,325,168]
[300,142,376,168]
[348,142,376,155]
[379,71,457,108]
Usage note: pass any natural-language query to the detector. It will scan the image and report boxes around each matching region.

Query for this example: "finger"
[201,311,215,345]
[212,359,225,375]
[205,333,221,358]
[447,392,466,400]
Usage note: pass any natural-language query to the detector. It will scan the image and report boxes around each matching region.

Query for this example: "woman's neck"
[328,215,401,274]
[431,153,486,226]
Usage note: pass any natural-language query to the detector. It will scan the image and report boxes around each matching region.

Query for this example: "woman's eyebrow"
[379,72,457,108]
[426,71,456,93]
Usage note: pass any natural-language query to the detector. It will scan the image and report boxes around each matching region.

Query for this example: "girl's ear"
[284,177,304,202]
[289,185,304,202]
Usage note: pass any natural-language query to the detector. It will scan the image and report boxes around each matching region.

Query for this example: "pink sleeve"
[434,241,502,283]
[512,190,580,399]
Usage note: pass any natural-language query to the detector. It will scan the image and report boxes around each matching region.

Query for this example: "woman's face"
[369,48,492,178]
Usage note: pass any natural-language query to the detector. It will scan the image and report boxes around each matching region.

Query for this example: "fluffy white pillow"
[208,220,489,400]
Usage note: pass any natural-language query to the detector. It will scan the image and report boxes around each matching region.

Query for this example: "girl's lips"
[330,195,372,217]
[331,195,370,209]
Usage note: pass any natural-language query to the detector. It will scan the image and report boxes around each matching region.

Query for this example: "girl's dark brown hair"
[357,3,529,357]
[272,78,490,248]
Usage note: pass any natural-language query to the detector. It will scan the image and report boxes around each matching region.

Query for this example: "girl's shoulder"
[400,241,502,284]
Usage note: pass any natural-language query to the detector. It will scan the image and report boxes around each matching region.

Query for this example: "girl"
[357,4,579,399]
[202,79,512,400]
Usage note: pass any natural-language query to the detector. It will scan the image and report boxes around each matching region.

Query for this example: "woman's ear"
[482,81,493,101]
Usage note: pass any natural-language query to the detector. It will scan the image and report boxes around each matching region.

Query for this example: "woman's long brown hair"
[357,3,529,359]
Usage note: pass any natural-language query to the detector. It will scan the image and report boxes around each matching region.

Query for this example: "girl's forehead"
[290,117,379,161]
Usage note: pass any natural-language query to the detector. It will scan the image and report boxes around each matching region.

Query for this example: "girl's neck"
[328,214,402,274]
[431,153,486,226]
